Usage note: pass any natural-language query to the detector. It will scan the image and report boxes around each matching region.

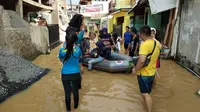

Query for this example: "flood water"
[0,46,200,112]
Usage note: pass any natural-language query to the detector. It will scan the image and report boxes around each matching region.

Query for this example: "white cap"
[151,27,156,34]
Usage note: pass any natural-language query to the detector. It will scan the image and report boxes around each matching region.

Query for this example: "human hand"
[156,72,160,78]
[134,52,137,56]
[81,67,84,75]
[132,67,136,75]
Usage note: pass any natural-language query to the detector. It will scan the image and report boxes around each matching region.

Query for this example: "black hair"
[126,26,130,29]
[140,25,151,36]
[131,27,137,34]
[99,30,103,39]
[69,14,83,32]
[112,32,118,43]
[63,30,78,62]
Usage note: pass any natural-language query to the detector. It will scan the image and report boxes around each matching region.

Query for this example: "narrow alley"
[0,46,199,112]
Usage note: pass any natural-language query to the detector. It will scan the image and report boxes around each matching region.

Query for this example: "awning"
[149,0,176,14]
[110,8,131,15]
[127,0,147,14]
[128,0,177,15]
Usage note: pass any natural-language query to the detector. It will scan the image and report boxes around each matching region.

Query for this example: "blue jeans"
[110,52,120,57]
[88,56,104,70]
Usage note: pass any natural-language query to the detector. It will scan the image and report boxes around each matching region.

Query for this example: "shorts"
[124,43,129,50]
[137,75,155,94]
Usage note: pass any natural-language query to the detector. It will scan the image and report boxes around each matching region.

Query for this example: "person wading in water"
[132,25,161,112]
[123,26,132,55]
[58,14,84,112]
[63,14,85,89]
[151,28,161,88]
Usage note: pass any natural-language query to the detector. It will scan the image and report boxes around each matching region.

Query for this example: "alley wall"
[178,0,200,64]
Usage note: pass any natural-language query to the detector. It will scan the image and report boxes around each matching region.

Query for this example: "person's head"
[112,32,118,38]
[69,14,84,32]
[130,27,137,37]
[102,28,108,35]
[112,32,118,43]
[151,28,156,37]
[99,30,103,39]
[126,26,130,32]
[63,31,78,62]
[139,25,152,41]
[89,31,96,40]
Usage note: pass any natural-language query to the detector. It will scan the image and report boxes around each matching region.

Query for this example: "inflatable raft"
[83,52,134,73]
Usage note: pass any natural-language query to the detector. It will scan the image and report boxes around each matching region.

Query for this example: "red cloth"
[156,59,160,68]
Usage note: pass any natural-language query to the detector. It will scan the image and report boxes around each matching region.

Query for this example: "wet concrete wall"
[177,0,200,75]
[0,5,49,60]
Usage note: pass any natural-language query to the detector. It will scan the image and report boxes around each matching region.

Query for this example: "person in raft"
[84,28,113,70]
[132,25,161,112]
[97,28,113,59]
[111,32,121,53]
[84,30,104,70]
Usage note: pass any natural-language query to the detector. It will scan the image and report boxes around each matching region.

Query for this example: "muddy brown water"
[0,46,200,112]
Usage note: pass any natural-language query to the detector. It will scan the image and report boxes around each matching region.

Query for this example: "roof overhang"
[127,0,147,14]
[110,8,131,15]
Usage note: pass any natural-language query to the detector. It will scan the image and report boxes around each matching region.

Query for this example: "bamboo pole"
[168,9,176,48]
[164,9,174,45]
[168,19,175,47]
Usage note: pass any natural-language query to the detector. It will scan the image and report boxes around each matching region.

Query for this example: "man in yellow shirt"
[132,25,161,112]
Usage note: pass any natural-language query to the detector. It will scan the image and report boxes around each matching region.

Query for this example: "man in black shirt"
[129,27,139,57]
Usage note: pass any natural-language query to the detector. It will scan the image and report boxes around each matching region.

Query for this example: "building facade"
[108,0,135,37]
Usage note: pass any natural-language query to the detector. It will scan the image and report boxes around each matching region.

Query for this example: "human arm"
[134,43,139,55]
[77,30,85,45]
[132,55,147,74]
[79,47,84,74]
[134,37,139,55]
[58,48,63,62]
[80,63,84,74]
[132,43,148,75]
[122,33,125,43]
